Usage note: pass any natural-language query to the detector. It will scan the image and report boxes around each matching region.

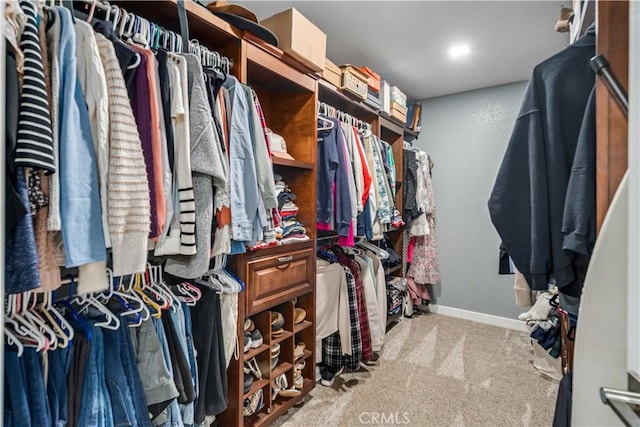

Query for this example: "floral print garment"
[408,153,440,285]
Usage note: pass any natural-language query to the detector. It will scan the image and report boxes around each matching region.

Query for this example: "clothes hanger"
[9,294,48,351]
[132,273,163,318]
[121,275,150,322]
[5,295,44,351]
[59,276,93,340]
[38,291,73,348]
[22,291,59,350]
[146,264,172,310]
[5,327,24,357]
[73,286,121,331]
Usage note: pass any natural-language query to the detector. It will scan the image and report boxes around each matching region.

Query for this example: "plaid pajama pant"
[322,266,362,369]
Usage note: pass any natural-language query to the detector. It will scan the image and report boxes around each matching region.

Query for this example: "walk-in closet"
[1,0,637,426]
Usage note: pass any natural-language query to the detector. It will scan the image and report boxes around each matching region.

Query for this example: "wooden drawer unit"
[245,247,314,316]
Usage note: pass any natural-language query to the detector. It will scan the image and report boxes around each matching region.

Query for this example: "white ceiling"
[236,1,570,100]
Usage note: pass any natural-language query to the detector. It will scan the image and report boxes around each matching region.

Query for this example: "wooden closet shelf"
[245,343,270,360]
[243,379,270,400]
[247,43,316,93]
[272,157,314,170]
[245,240,315,259]
[272,330,294,345]
[379,113,405,136]
[293,320,313,334]
[404,128,420,141]
[318,79,378,122]
[270,362,294,379]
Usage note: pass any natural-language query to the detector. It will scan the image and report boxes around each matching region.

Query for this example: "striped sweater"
[94,32,150,276]
[16,1,55,172]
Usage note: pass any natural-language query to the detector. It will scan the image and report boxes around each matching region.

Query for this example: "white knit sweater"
[95,33,150,276]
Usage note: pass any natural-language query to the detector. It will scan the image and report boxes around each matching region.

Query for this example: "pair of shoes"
[245,357,262,380]
[320,365,344,387]
[271,343,280,369]
[243,388,264,416]
[272,373,301,399]
[244,329,263,351]
[294,342,306,360]
[271,311,285,337]
[293,359,305,390]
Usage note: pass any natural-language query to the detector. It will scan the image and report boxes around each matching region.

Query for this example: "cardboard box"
[391,86,407,106]
[365,88,383,110]
[323,58,341,88]
[261,8,327,72]
[359,66,381,92]
[391,108,407,123]
[392,101,408,116]
[340,64,368,100]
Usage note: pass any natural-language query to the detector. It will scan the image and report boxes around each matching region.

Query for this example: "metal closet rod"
[317,101,372,132]
[74,0,235,71]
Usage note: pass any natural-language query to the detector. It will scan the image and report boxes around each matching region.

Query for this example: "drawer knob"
[277,255,294,263]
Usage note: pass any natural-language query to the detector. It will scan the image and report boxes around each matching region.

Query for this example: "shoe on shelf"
[294,308,306,325]
[320,365,344,387]
[294,342,306,360]
[250,329,263,348]
[244,372,254,394]
[293,359,306,390]
[272,373,301,398]
[244,333,251,353]
[245,357,262,380]
[270,311,285,331]
[243,388,264,416]
[271,343,280,369]
[244,318,254,332]
[271,328,284,338]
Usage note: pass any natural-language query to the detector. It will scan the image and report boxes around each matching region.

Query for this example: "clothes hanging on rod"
[403,147,439,304]
[316,105,402,246]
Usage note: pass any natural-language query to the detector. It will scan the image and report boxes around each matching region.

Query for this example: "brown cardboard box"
[391,103,407,122]
[261,8,327,72]
[391,102,408,116]
[323,58,341,88]
[339,64,368,100]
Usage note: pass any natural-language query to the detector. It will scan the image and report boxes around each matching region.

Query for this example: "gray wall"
[416,81,528,319]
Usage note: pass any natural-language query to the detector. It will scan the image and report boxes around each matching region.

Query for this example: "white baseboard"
[428,304,528,332]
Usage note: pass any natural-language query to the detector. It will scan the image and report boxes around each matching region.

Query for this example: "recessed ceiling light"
[449,44,471,59]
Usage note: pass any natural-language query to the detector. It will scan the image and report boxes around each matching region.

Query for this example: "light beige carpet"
[273,313,559,427]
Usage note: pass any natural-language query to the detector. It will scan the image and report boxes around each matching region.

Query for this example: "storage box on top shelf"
[260,8,327,72]
[391,86,407,107]
[391,102,407,123]
[322,58,341,88]
[359,66,381,92]
[365,87,383,111]
[381,81,391,114]
[339,64,368,100]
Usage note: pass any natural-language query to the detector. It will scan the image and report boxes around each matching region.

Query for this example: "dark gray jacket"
[488,28,595,291]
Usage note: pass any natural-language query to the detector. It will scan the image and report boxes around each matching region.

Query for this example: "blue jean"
[4,347,30,427]
[120,325,153,427]
[152,318,184,427]
[78,326,114,426]
[48,345,72,427]
[182,303,199,397]
[103,328,138,426]
[171,306,195,425]
[23,347,52,426]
